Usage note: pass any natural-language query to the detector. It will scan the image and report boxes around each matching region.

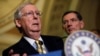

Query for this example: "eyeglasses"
[21,11,41,17]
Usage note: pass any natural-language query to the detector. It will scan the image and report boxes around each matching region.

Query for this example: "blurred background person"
[62,11,84,35]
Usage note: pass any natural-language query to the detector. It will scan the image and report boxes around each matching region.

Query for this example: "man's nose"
[32,13,39,20]
[67,21,72,25]
[34,13,38,18]
[67,21,72,27]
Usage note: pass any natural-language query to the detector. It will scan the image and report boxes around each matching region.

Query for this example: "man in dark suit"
[62,11,84,35]
[3,2,64,56]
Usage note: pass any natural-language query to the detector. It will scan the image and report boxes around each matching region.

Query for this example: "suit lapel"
[18,37,38,54]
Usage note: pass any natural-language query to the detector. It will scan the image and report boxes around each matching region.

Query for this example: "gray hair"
[14,2,34,19]
[14,2,34,33]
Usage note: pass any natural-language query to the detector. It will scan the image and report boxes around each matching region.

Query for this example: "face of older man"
[62,13,84,34]
[15,4,41,39]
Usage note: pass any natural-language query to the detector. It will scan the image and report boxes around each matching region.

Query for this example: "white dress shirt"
[24,36,48,53]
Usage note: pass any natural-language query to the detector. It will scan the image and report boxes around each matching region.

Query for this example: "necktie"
[35,40,46,54]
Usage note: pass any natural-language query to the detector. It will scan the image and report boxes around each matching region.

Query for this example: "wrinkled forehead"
[20,4,39,13]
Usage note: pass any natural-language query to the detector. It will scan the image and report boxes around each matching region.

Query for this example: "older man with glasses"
[3,2,64,56]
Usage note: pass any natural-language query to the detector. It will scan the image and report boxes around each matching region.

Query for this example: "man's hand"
[9,49,27,56]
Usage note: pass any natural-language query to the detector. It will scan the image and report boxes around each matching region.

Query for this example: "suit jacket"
[3,35,64,56]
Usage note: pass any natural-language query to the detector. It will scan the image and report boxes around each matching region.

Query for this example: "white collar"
[24,36,48,53]
[24,36,43,48]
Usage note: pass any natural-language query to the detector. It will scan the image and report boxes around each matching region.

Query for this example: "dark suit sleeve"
[2,48,9,56]
[2,37,40,56]
[2,45,23,56]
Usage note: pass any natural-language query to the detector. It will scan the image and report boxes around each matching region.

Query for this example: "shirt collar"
[24,36,43,46]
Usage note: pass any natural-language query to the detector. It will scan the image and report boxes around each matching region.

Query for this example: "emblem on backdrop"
[64,30,100,56]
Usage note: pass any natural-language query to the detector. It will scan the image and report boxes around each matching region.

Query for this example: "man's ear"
[80,21,84,29]
[14,19,21,27]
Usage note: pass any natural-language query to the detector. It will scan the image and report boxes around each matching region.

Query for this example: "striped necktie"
[35,40,46,54]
